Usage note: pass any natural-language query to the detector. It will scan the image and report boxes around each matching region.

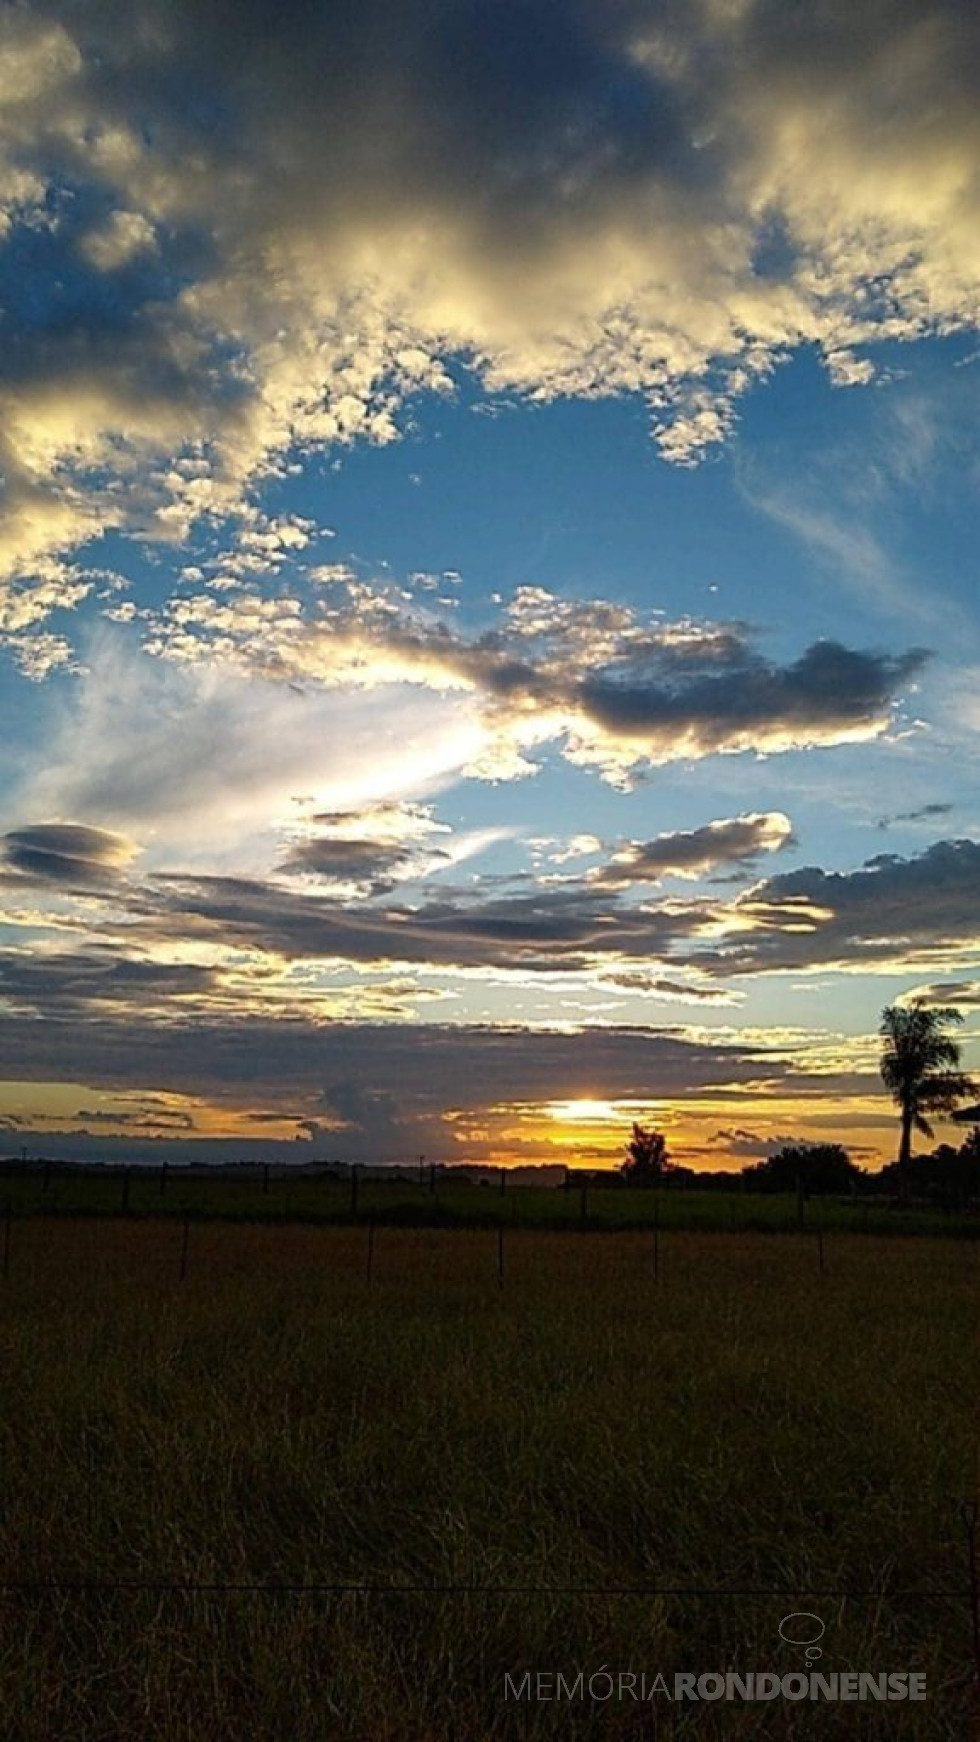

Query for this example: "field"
[3,1163,978,1238]
[0,1216,975,1738]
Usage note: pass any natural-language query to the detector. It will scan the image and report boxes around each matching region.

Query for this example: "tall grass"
[0,1221,974,1737]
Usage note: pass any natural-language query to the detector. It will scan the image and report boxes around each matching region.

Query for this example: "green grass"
[0,1219,975,1737]
[3,1167,977,1238]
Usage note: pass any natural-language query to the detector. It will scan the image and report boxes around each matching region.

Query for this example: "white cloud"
[79,209,156,271]
[14,631,484,863]
[138,580,927,786]
[0,0,978,628]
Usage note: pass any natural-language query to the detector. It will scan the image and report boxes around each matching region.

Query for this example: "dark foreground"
[0,1220,975,1738]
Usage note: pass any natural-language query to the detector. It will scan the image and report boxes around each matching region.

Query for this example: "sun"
[547,1099,621,1124]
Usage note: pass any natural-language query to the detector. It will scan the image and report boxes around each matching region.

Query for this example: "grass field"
[3,1165,978,1239]
[0,1217,975,1738]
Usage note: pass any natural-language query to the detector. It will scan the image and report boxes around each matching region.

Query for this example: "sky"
[0,0,978,1172]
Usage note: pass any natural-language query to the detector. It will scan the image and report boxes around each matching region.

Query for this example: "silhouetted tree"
[879,1000,975,1201]
[743,1142,859,1195]
[879,1129,980,1208]
[621,1123,673,1186]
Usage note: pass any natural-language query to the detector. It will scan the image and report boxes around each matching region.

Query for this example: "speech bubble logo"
[778,1612,825,1662]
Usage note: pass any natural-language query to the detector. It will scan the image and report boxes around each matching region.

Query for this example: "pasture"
[0,1218,975,1738]
[2,1162,978,1238]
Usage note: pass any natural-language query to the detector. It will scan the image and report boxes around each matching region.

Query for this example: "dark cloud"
[278,807,454,894]
[73,1107,196,1131]
[875,802,954,831]
[0,948,217,1015]
[710,1128,797,1160]
[147,588,928,782]
[697,838,980,976]
[1,822,137,886]
[279,836,426,892]
[575,641,927,756]
[905,979,980,1009]
[593,812,793,888]
[317,1080,413,1150]
[0,1009,786,1131]
[136,872,709,974]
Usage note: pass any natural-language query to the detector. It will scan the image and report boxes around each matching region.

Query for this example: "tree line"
[618,999,978,1203]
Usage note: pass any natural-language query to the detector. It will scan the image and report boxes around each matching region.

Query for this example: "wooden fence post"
[653,1198,660,1281]
[960,1500,980,1691]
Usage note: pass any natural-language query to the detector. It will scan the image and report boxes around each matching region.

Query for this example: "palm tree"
[879,1000,975,1200]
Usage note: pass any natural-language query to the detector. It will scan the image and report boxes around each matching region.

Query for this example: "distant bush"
[879,1128,980,1206]
[621,1124,675,1187]
[742,1142,861,1196]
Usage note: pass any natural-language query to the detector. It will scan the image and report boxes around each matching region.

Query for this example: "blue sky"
[0,0,978,1168]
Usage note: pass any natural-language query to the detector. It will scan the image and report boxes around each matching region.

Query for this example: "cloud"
[0,1007,791,1143]
[316,1080,415,1151]
[699,837,980,976]
[709,1127,798,1161]
[127,872,705,975]
[275,801,508,895]
[147,582,929,786]
[10,825,979,997]
[1,0,980,624]
[901,979,980,1008]
[1,821,139,886]
[72,1104,195,1131]
[875,801,954,831]
[0,947,219,1019]
[592,811,793,887]
[18,632,483,854]
[570,640,927,779]
[596,971,740,1007]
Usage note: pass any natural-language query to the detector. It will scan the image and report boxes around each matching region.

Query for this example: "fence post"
[961,1500,980,1690]
[653,1198,660,1281]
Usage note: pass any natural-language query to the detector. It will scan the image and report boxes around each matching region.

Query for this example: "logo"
[778,1612,826,1663]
